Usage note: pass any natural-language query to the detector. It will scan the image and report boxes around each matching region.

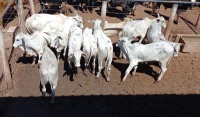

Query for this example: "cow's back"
[136,42,174,61]
[26,14,67,33]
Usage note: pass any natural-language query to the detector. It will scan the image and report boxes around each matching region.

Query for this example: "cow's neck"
[23,34,40,53]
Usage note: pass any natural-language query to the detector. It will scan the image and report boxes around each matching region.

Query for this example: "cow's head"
[156,15,166,28]
[13,32,25,48]
[49,33,62,49]
[173,43,183,57]
[68,50,87,67]
[88,19,102,30]
[73,10,84,28]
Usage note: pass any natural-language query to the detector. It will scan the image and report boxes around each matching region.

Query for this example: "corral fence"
[0,0,31,96]
[0,0,200,96]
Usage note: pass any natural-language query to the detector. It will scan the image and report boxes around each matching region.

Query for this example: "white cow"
[40,47,58,104]
[13,32,50,66]
[117,37,174,82]
[104,17,132,36]
[67,26,86,70]
[147,22,182,57]
[25,11,84,34]
[82,27,98,74]
[122,16,166,43]
[49,17,84,62]
[88,19,113,82]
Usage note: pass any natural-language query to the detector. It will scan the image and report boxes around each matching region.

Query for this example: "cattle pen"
[0,0,200,116]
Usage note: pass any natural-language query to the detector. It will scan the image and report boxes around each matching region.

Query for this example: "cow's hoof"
[42,92,45,96]
[92,70,95,74]
[106,78,110,82]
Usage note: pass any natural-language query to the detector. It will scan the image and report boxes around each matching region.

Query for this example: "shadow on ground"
[0,94,200,117]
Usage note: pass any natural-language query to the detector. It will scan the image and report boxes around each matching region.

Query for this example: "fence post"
[0,26,13,90]
[17,0,26,33]
[101,0,108,31]
[29,0,35,15]
[165,4,178,40]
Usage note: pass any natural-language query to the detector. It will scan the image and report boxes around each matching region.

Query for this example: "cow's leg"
[119,50,125,59]
[38,51,43,65]
[96,58,103,78]
[133,65,138,76]
[90,0,95,13]
[152,2,157,14]
[92,56,96,74]
[57,52,61,63]
[63,46,67,58]
[157,58,169,82]
[50,81,57,104]
[83,57,88,73]
[130,4,136,16]
[122,60,137,81]
[40,76,47,96]
[32,56,36,67]
[106,59,112,82]
[68,60,72,69]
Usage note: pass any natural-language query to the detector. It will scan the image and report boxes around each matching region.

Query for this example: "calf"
[67,26,86,73]
[82,27,98,73]
[122,16,166,43]
[88,19,113,82]
[117,37,174,82]
[147,22,182,57]
[40,47,58,104]
[13,32,50,66]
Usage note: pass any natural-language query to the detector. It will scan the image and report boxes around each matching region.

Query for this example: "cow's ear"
[88,20,95,23]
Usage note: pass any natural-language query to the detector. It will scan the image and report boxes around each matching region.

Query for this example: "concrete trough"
[176,34,200,53]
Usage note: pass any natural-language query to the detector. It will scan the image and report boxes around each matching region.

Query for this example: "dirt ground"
[1,1,200,117]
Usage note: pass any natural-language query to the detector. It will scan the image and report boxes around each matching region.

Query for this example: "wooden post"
[0,26,12,90]
[195,11,200,28]
[165,4,178,40]
[17,0,26,33]
[101,0,107,31]
[29,0,35,15]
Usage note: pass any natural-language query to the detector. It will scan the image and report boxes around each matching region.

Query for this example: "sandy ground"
[1,1,200,117]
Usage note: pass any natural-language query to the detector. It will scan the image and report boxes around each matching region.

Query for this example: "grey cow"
[40,47,58,104]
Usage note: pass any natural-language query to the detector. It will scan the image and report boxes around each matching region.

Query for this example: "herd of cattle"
[12,10,184,103]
